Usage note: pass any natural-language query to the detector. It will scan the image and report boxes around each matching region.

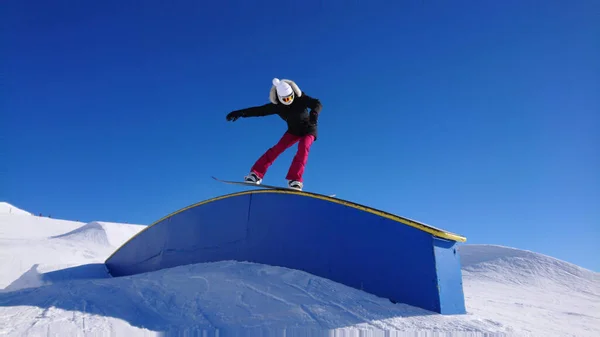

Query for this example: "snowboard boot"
[288,180,303,191]
[244,172,262,184]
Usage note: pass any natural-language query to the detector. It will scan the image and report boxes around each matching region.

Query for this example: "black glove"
[309,110,318,125]
[226,110,244,122]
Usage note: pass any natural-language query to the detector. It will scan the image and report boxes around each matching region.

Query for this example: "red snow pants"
[251,132,315,182]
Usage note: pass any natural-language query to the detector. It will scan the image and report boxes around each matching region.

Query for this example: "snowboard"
[212,176,336,197]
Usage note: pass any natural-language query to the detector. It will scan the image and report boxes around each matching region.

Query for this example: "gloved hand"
[226,110,244,122]
[309,110,318,125]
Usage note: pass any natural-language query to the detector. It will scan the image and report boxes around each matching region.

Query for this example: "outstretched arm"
[226,103,278,121]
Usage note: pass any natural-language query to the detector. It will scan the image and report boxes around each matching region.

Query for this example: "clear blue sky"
[2,1,598,271]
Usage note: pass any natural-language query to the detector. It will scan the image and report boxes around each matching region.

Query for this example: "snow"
[0,202,598,336]
[0,202,32,216]
[460,244,600,336]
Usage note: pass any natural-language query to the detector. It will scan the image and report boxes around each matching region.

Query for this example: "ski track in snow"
[0,204,598,336]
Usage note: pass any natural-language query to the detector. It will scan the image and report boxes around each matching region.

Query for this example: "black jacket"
[229,94,323,140]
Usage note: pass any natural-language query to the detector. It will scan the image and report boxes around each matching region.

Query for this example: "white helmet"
[272,78,294,105]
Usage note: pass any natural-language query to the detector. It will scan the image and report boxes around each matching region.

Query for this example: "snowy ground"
[0,202,597,336]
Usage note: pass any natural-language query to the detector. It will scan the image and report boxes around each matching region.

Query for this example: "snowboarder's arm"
[305,95,322,114]
[226,103,278,121]
[236,103,279,117]
[304,95,322,125]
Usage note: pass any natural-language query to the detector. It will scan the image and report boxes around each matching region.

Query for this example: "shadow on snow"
[0,262,439,335]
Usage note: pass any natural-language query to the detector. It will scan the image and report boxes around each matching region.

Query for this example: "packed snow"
[0,202,597,336]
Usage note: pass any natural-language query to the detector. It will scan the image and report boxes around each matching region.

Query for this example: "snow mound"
[0,260,514,336]
[460,244,600,337]
[459,244,599,289]
[50,221,111,246]
[0,202,31,216]
[0,218,143,291]
[50,221,145,248]
[0,213,83,240]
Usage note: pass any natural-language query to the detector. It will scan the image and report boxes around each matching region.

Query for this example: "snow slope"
[460,244,600,337]
[0,202,31,216]
[0,209,145,290]
[0,202,598,336]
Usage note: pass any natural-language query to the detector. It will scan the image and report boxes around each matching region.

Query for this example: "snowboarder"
[226,78,323,191]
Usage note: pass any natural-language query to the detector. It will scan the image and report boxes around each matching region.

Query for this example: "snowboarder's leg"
[249,132,300,181]
[286,134,315,189]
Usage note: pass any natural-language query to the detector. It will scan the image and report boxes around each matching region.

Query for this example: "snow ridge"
[51,221,111,246]
[459,244,599,289]
[49,221,145,248]
[460,244,599,337]
[0,202,31,216]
